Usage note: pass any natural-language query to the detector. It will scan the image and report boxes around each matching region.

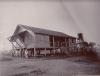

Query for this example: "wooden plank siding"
[35,34,50,48]
[9,25,77,57]
[24,31,35,48]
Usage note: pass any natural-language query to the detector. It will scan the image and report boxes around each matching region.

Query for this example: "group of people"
[11,48,30,58]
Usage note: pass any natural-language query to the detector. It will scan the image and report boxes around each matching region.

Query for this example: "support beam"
[11,42,17,49]
[34,48,36,56]
[68,38,71,51]
[53,36,56,55]
[8,38,17,49]
[45,48,47,56]
[68,38,70,47]
[20,50,22,57]
[33,32,36,57]
[53,36,55,48]
[15,41,22,48]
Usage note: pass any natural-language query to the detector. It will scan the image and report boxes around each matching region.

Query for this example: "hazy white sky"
[0,0,100,51]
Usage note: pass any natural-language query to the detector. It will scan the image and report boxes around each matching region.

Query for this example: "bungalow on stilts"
[8,24,76,58]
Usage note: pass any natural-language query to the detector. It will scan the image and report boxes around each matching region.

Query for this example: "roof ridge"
[17,24,75,38]
[19,24,65,34]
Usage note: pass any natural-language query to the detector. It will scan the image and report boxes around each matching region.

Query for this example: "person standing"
[25,48,29,58]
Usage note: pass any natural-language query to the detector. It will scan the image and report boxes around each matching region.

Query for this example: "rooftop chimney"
[77,33,84,41]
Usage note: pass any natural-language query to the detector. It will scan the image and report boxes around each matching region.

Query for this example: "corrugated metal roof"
[18,24,75,38]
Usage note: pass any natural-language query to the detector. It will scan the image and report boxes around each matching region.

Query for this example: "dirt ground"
[0,54,100,76]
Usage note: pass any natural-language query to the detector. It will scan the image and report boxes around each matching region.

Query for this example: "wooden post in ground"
[20,49,22,57]
[45,48,47,57]
[34,48,36,57]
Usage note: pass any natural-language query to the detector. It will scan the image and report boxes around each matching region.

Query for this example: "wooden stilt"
[45,48,46,56]
[19,49,21,57]
[34,48,36,57]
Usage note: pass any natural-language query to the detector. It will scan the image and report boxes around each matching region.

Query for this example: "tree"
[89,42,96,49]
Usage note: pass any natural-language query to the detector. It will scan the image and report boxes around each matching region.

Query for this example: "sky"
[0,0,100,51]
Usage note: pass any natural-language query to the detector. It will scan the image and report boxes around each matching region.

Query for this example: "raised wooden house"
[8,24,76,58]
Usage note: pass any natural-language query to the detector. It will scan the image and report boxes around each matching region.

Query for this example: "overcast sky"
[0,0,100,51]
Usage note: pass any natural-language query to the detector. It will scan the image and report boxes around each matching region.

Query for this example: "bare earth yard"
[0,55,100,76]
